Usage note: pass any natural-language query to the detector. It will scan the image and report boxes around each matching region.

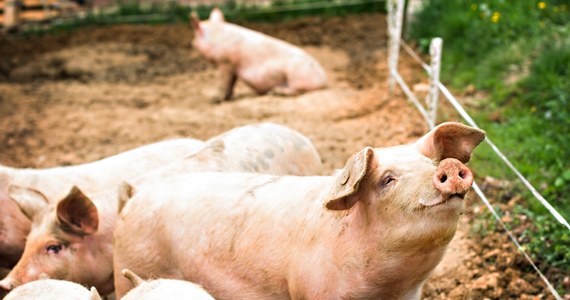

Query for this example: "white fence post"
[427,37,442,128]
[387,0,405,95]
[3,0,21,31]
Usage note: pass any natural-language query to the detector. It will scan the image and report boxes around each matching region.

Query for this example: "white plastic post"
[427,37,442,128]
[4,0,20,30]
[387,0,405,94]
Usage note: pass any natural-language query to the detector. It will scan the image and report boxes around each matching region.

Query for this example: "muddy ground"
[0,13,559,299]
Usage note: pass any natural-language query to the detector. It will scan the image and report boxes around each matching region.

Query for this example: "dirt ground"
[0,13,560,299]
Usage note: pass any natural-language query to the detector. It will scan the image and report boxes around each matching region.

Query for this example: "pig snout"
[433,158,473,199]
[0,277,16,292]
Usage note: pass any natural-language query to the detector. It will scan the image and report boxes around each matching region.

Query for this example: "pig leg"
[272,84,302,96]
[273,57,326,96]
[213,63,237,103]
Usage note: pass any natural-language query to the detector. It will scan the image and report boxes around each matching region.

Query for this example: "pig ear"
[122,269,144,287]
[190,11,202,32]
[8,185,49,220]
[415,122,486,163]
[90,287,103,300]
[56,186,99,236]
[209,7,225,23]
[325,147,374,211]
[117,182,135,214]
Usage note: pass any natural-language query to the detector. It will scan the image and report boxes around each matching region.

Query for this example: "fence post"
[3,0,21,31]
[426,37,442,128]
[387,0,405,95]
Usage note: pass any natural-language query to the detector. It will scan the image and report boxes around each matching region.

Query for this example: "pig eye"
[381,175,396,187]
[46,244,63,254]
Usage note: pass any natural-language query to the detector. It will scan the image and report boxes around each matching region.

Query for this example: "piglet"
[121,269,214,300]
[113,122,485,299]
[191,8,327,102]
[4,279,101,300]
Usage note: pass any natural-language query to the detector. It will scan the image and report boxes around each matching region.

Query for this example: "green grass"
[410,0,570,291]
[15,0,386,36]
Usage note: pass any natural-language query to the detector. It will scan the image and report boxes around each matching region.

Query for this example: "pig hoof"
[211,97,224,104]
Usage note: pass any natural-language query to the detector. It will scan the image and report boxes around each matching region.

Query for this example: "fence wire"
[400,40,570,232]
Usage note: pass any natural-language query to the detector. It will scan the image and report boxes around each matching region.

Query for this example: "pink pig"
[112,122,485,299]
[4,279,102,300]
[191,8,327,102]
[0,138,204,269]
[0,123,322,296]
[121,269,215,300]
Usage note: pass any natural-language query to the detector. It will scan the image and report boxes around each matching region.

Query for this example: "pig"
[0,123,322,296]
[121,269,215,300]
[112,122,485,299]
[0,138,204,269]
[4,279,101,300]
[190,8,327,102]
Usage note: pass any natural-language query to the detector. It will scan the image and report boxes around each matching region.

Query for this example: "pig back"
[198,123,322,176]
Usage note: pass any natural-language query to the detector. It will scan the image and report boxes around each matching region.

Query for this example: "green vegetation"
[17,0,386,36]
[410,0,570,291]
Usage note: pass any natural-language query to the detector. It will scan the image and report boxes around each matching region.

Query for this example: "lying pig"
[0,138,203,269]
[4,279,101,300]
[121,269,214,300]
[191,8,327,102]
[0,123,322,296]
[113,122,485,299]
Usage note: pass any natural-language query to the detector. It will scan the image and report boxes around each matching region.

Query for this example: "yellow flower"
[538,2,546,10]
[470,3,477,11]
[491,12,500,23]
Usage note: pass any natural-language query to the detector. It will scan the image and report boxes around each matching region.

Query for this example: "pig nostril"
[440,174,447,183]
[458,171,465,179]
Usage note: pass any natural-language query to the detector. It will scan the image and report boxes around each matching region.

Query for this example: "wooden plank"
[21,9,58,21]
[23,0,60,7]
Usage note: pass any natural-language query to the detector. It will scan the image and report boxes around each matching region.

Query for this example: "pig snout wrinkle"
[433,158,473,199]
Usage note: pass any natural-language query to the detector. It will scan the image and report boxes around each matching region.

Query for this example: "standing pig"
[0,123,322,296]
[191,8,327,102]
[113,122,485,299]
[4,279,101,300]
[121,269,214,300]
[0,138,204,269]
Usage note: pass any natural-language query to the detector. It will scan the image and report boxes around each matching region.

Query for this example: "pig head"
[112,122,485,299]
[0,186,114,295]
[190,8,327,102]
